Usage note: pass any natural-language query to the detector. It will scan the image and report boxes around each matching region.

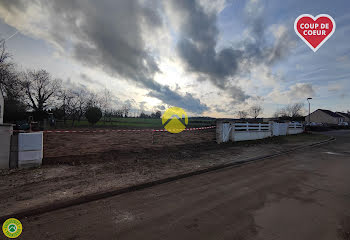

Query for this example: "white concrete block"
[18,151,42,168]
[18,150,42,161]
[18,132,43,151]
[232,131,271,142]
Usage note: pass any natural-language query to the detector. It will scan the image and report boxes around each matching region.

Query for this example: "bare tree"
[58,89,78,124]
[0,41,27,121]
[86,91,100,108]
[285,103,304,118]
[122,104,130,118]
[273,108,287,118]
[99,88,112,123]
[114,109,124,118]
[67,92,81,127]
[22,69,61,113]
[275,103,304,118]
[0,40,10,63]
[237,110,248,119]
[75,89,88,122]
[0,40,20,98]
[249,105,263,119]
[273,110,280,118]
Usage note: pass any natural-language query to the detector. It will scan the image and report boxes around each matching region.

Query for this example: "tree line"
[236,103,305,120]
[0,41,161,126]
[237,105,264,119]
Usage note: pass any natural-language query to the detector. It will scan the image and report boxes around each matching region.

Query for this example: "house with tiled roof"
[336,112,350,123]
[305,109,345,125]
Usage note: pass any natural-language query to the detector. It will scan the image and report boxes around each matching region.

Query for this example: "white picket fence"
[287,122,304,135]
[233,123,271,131]
[216,121,304,143]
[289,122,303,129]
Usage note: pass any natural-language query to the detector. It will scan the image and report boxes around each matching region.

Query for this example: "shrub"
[85,107,102,125]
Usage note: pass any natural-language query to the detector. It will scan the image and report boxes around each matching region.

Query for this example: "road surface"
[20,131,350,240]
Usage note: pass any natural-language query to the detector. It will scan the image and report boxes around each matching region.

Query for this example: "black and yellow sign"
[162,107,188,133]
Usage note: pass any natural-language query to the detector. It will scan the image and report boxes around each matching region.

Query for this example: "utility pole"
[307,98,312,125]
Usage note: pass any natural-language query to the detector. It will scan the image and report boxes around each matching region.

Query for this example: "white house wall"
[306,110,339,124]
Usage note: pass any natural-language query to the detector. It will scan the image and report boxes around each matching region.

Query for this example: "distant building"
[336,112,350,123]
[305,109,345,125]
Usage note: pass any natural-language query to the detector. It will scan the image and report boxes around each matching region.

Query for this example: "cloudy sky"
[0,0,349,117]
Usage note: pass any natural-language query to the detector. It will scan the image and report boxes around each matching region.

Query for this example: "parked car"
[309,122,323,126]
[14,121,30,131]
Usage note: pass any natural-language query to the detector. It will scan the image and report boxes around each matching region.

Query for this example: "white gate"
[272,122,289,136]
[222,123,231,142]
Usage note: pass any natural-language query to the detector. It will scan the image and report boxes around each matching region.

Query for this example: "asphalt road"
[20,131,350,240]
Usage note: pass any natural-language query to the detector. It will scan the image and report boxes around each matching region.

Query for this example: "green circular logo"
[2,218,22,238]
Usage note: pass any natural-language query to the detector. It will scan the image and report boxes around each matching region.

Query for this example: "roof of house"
[336,112,350,118]
[318,109,344,118]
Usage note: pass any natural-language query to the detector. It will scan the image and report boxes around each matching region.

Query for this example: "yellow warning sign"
[162,107,188,133]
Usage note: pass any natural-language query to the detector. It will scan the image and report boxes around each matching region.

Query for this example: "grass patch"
[54,118,215,129]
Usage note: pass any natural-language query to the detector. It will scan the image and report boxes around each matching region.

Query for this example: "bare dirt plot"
[0,132,330,217]
[44,129,216,159]
[19,131,350,240]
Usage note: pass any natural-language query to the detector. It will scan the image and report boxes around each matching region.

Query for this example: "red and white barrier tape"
[152,126,216,132]
[11,126,216,134]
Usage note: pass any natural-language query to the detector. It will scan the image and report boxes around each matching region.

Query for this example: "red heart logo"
[294,14,336,52]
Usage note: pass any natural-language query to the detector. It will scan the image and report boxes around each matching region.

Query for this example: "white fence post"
[216,120,223,143]
[246,122,249,131]
[231,122,235,141]
[222,123,231,142]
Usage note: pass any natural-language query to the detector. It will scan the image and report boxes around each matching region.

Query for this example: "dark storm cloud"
[48,0,162,84]
[0,0,27,12]
[0,0,209,113]
[167,0,242,89]
[147,85,209,114]
[228,86,250,103]
[166,0,293,102]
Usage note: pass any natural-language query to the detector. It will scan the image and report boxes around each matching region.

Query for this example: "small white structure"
[287,122,304,135]
[231,123,272,142]
[217,120,304,143]
[17,132,43,168]
[272,122,289,136]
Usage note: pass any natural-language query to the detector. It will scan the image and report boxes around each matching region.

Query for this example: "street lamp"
[307,98,312,125]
